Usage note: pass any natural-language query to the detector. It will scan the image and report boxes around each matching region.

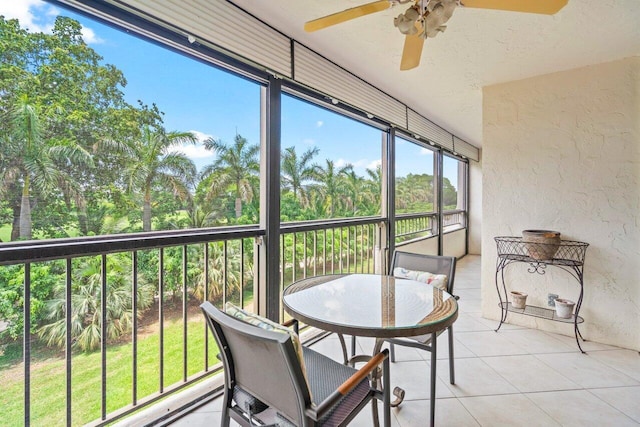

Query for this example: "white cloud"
[419,147,433,155]
[81,27,103,44]
[1,0,53,33]
[316,120,323,127]
[335,158,350,168]
[1,0,102,44]
[302,138,316,145]
[367,159,382,170]
[336,158,380,172]
[173,144,214,160]
[167,130,217,160]
[189,130,215,144]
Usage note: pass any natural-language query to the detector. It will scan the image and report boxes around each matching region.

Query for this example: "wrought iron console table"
[494,236,589,353]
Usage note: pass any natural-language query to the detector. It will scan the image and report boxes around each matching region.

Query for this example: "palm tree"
[342,169,365,215]
[313,159,352,217]
[201,134,259,219]
[192,241,249,302]
[0,94,93,239]
[124,126,197,231]
[363,166,382,215]
[281,146,319,208]
[37,253,155,351]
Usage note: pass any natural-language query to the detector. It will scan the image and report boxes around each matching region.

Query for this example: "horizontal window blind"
[407,109,454,151]
[56,0,481,160]
[106,0,292,78]
[453,136,480,161]
[293,42,407,129]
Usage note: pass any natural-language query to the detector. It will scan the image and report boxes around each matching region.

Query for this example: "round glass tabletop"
[283,274,458,338]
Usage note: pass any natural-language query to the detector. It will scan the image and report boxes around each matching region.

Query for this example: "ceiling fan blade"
[400,32,425,71]
[304,0,392,32]
[461,0,568,14]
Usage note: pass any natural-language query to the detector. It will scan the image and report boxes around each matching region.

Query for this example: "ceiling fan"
[304,0,568,71]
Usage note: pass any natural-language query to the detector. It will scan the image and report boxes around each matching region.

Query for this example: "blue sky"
[1,0,458,185]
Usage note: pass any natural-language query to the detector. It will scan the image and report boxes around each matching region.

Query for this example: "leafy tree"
[363,166,382,215]
[200,134,259,219]
[0,263,63,340]
[443,177,458,209]
[281,146,319,208]
[312,159,352,217]
[123,126,197,231]
[342,169,364,216]
[192,241,249,303]
[0,95,92,239]
[396,173,434,213]
[0,16,144,239]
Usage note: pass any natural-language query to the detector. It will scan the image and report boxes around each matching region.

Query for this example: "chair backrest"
[201,301,311,425]
[390,251,457,294]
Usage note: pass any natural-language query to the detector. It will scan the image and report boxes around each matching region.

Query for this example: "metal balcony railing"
[0,211,467,426]
[395,212,436,244]
[443,210,466,229]
[0,226,262,426]
[279,217,384,321]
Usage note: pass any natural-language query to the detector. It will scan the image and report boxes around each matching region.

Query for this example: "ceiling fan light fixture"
[304,0,567,71]
[424,0,457,38]
[394,5,420,35]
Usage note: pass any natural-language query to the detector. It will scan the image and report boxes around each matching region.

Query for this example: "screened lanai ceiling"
[230,0,640,147]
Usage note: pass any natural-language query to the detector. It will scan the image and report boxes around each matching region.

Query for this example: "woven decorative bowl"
[522,230,561,260]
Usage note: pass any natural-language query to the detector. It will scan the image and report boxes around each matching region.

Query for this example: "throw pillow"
[224,302,311,397]
[393,267,448,291]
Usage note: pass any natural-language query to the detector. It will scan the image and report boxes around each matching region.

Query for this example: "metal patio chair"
[201,301,391,427]
[385,250,458,384]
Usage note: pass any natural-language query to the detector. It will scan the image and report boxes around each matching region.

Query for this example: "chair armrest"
[314,349,389,415]
[282,318,299,334]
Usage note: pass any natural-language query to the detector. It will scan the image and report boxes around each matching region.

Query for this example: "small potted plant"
[554,298,575,319]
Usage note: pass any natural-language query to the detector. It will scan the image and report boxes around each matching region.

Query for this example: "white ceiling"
[230,0,640,147]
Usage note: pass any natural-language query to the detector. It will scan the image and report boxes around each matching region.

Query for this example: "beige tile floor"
[174,255,640,426]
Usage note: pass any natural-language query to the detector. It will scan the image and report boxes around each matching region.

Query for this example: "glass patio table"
[283,273,458,427]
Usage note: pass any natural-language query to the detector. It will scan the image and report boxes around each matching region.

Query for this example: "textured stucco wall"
[469,155,483,255]
[481,57,640,350]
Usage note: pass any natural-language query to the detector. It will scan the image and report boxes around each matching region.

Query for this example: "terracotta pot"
[510,291,528,309]
[522,229,561,260]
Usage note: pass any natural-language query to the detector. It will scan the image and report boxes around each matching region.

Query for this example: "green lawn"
[0,224,11,242]
[0,313,220,426]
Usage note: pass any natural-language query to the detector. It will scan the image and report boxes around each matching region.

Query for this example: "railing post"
[382,128,394,269]
[259,77,281,322]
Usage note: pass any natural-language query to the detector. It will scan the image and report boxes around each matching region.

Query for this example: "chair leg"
[389,343,396,363]
[448,326,455,385]
[430,332,437,427]
[351,335,357,357]
[337,333,349,364]
[221,390,231,427]
[383,356,391,427]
